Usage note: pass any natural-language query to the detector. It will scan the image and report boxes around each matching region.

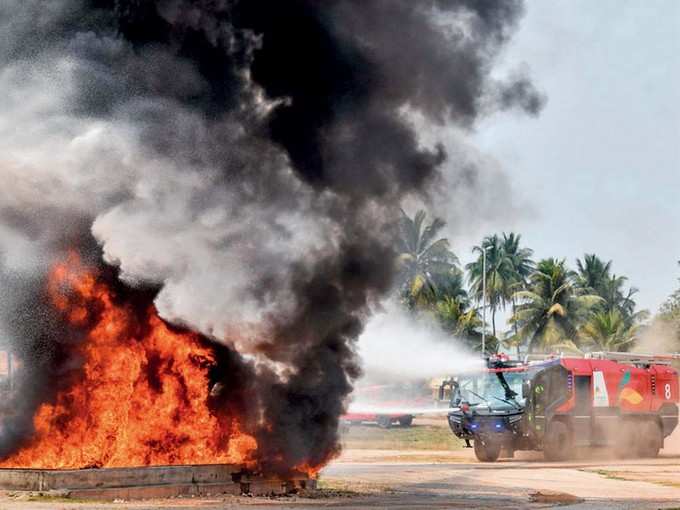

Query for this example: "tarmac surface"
[1,427,679,509]
[321,450,680,509]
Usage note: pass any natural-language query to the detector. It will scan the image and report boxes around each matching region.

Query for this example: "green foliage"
[659,290,680,321]
[575,254,644,326]
[657,261,680,344]
[466,235,506,338]
[501,232,535,351]
[511,258,602,352]
[393,212,650,357]
[570,254,649,353]
[578,309,639,352]
[502,233,535,287]
[575,254,612,295]
[395,209,491,352]
[396,209,459,309]
[434,295,494,352]
[466,233,534,339]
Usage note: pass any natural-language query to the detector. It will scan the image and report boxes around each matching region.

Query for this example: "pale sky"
[464,0,680,318]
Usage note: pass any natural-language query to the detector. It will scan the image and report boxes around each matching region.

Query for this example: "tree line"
[396,209,679,355]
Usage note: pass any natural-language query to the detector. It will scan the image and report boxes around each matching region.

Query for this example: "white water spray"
[350,302,483,415]
[357,302,483,380]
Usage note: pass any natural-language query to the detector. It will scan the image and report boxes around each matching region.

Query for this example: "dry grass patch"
[340,422,464,451]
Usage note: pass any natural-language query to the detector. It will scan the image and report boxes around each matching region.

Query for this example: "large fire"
[0,253,257,469]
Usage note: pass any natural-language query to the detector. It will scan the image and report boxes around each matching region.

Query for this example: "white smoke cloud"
[357,301,484,380]
[0,52,335,356]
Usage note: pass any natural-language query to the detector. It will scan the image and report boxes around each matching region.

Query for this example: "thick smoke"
[0,0,543,471]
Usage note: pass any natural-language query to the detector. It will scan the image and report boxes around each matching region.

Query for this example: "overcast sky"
[457,0,679,320]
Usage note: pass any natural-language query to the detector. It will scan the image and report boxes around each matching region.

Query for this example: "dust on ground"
[325,416,680,508]
[2,417,680,509]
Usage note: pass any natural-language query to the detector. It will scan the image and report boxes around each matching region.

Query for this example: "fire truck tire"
[473,436,501,462]
[398,416,414,427]
[500,447,515,459]
[544,421,572,461]
[614,421,636,458]
[637,421,662,458]
[377,416,392,429]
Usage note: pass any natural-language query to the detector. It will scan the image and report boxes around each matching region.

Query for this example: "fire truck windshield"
[453,372,526,409]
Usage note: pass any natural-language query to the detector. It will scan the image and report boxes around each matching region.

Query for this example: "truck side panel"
[558,359,680,446]
[653,366,679,436]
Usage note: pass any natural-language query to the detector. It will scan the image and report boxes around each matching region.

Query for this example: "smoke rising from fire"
[0,1,542,472]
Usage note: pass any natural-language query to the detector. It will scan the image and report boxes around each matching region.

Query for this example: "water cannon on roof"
[486,353,524,370]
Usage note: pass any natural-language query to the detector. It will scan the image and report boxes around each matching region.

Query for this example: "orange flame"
[0,253,257,469]
[293,462,321,479]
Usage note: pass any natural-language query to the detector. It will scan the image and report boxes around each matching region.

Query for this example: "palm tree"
[659,261,680,320]
[576,254,612,295]
[658,261,680,344]
[502,233,534,340]
[429,267,468,303]
[502,233,534,284]
[396,209,459,308]
[466,235,515,339]
[409,266,469,311]
[511,258,602,352]
[501,330,525,359]
[576,254,645,327]
[578,309,639,352]
[598,274,640,320]
[435,296,488,351]
[407,265,492,353]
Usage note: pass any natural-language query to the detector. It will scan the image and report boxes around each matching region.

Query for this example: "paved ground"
[2,452,679,509]
[321,449,680,509]
[1,425,679,509]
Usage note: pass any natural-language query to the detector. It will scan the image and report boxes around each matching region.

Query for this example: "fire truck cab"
[441,352,680,462]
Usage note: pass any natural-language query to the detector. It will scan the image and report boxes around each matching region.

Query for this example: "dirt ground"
[2,417,680,510]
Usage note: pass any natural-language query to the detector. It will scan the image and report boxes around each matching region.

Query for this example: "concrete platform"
[0,464,315,499]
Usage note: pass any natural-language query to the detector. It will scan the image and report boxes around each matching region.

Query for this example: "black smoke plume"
[0,0,543,471]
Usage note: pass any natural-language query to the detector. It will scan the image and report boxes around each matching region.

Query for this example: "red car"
[342,409,414,428]
[342,384,431,428]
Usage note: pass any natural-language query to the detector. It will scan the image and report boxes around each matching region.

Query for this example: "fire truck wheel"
[544,421,572,461]
[377,416,393,429]
[500,447,515,459]
[637,421,662,458]
[398,416,414,427]
[614,421,636,458]
[473,436,501,462]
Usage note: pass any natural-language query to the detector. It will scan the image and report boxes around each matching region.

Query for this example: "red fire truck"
[440,352,680,462]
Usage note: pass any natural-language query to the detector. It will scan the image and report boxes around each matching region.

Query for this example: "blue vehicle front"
[445,366,528,462]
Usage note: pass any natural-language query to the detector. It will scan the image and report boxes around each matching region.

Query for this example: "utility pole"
[481,246,489,357]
